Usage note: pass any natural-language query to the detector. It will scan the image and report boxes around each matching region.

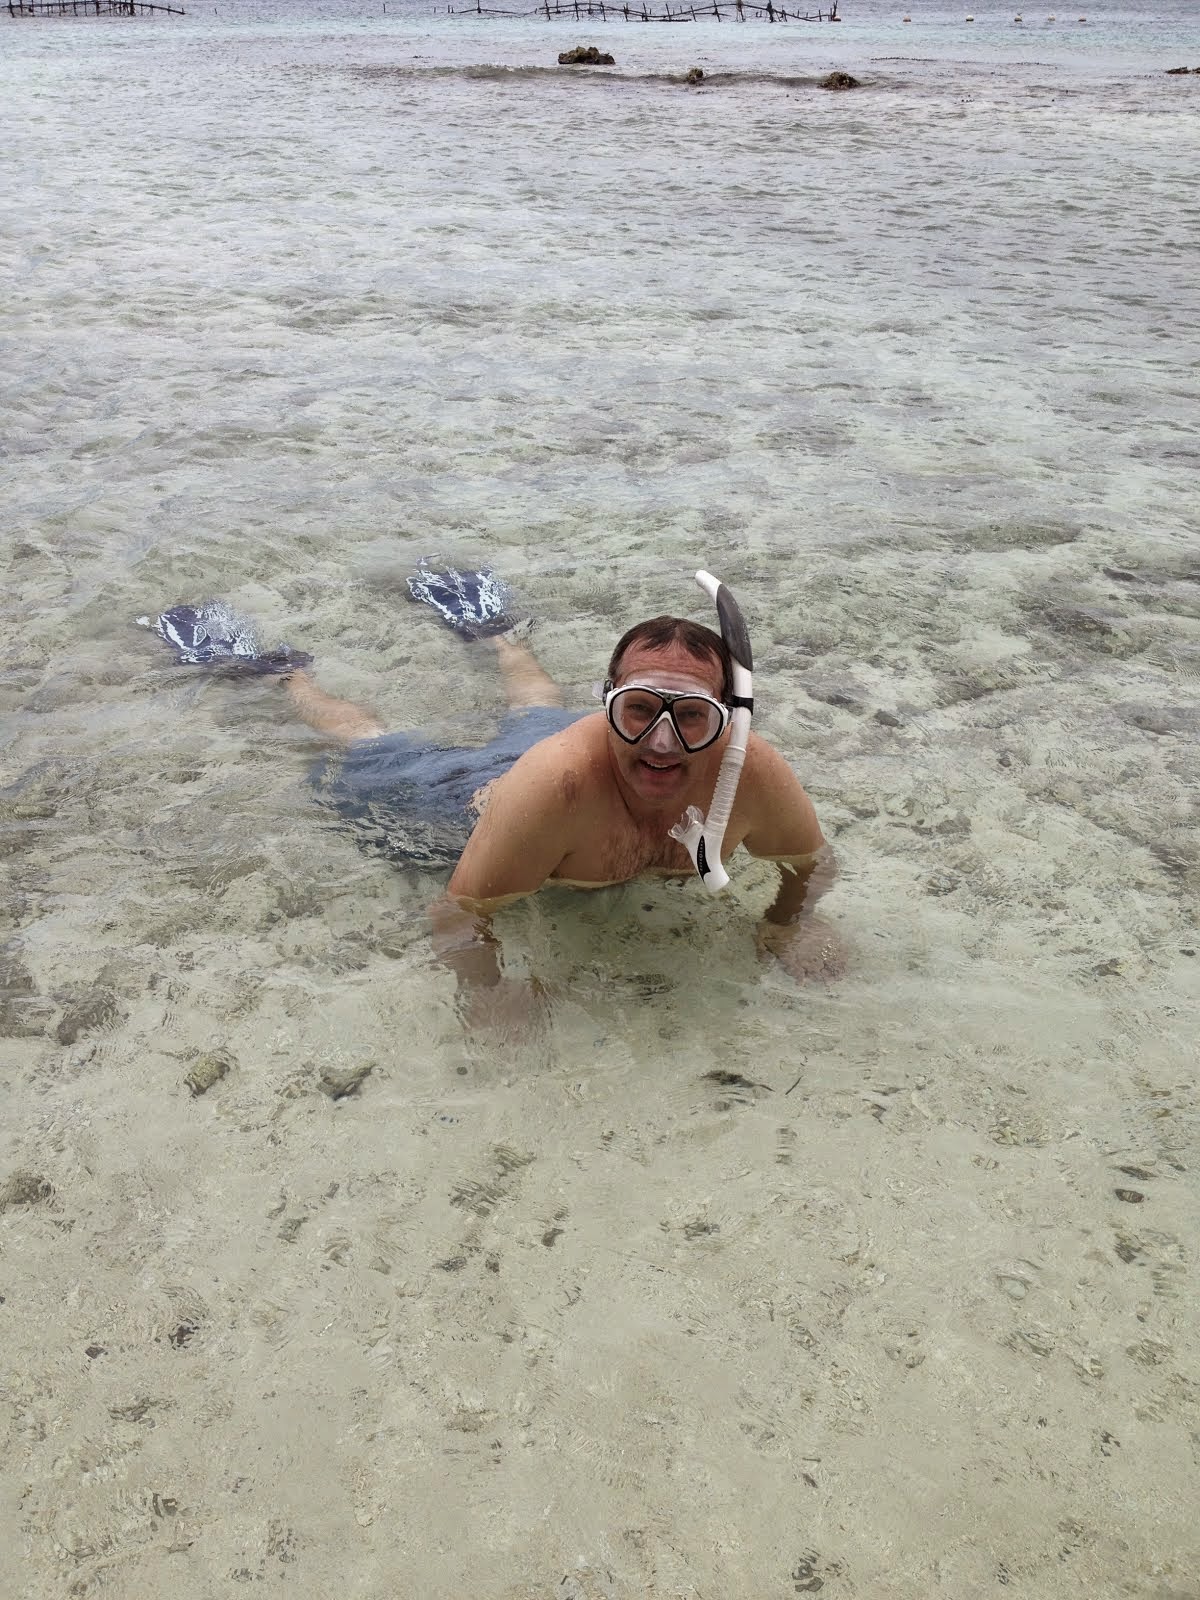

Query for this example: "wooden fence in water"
[448,0,839,19]
[7,1,185,15]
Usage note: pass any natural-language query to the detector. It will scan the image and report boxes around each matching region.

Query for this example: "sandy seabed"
[4,550,1198,1599]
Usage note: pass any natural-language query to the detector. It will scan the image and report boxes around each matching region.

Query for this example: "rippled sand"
[2,3,1198,1595]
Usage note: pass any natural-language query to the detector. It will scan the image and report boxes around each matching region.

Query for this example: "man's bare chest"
[552,825,689,887]
[550,800,750,889]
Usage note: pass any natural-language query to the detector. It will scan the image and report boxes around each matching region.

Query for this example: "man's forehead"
[615,640,722,687]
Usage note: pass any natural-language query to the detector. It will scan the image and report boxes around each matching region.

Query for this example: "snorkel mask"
[668,570,754,893]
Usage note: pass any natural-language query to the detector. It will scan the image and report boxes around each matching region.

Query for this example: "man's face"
[606,640,727,809]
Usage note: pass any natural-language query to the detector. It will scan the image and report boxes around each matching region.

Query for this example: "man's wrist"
[442,926,504,991]
[455,961,503,991]
[761,905,801,928]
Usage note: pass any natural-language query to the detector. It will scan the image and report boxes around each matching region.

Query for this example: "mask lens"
[670,695,723,751]
[609,687,665,742]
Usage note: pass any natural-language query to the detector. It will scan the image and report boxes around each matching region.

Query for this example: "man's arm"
[448,737,579,901]
[759,846,838,925]
[740,737,844,981]
[430,742,579,1009]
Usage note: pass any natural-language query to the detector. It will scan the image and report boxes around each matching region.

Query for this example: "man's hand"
[429,895,553,1036]
[458,976,551,1039]
[755,913,848,984]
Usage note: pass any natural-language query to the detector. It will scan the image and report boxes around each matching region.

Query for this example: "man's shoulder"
[520,707,606,762]
[743,728,800,784]
[492,710,609,805]
[737,730,823,857]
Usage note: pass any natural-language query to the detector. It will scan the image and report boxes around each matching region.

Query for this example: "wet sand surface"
[2,2,1199,1594]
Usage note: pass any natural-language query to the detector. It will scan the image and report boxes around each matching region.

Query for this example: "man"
[279,580,841,1025]
[144,575,842,1026]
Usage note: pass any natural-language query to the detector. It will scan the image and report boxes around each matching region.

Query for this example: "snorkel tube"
[668,570,754,893]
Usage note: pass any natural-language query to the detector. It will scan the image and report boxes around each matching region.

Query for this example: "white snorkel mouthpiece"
[668,570,754,893]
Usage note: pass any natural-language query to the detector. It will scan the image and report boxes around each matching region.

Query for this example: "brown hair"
[607,616,733,702]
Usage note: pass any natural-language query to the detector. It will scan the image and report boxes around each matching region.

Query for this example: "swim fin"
[405,563,516,640]
[138,601,313,675]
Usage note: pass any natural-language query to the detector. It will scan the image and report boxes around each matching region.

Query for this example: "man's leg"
[283,670,385,746]
[488,634,564,710]
[282,635,563,746]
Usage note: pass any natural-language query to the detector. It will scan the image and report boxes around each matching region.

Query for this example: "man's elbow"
[448,843,552,910]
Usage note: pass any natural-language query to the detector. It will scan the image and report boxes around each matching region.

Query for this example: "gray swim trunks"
[312,706,586,868]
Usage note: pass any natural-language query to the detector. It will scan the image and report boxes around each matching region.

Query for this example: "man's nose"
[645,714,682,754]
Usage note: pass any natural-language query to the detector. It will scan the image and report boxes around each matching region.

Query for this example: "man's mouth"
[639,755,682,772]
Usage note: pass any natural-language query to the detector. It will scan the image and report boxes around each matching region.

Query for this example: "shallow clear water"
[2,2,1198,1595]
